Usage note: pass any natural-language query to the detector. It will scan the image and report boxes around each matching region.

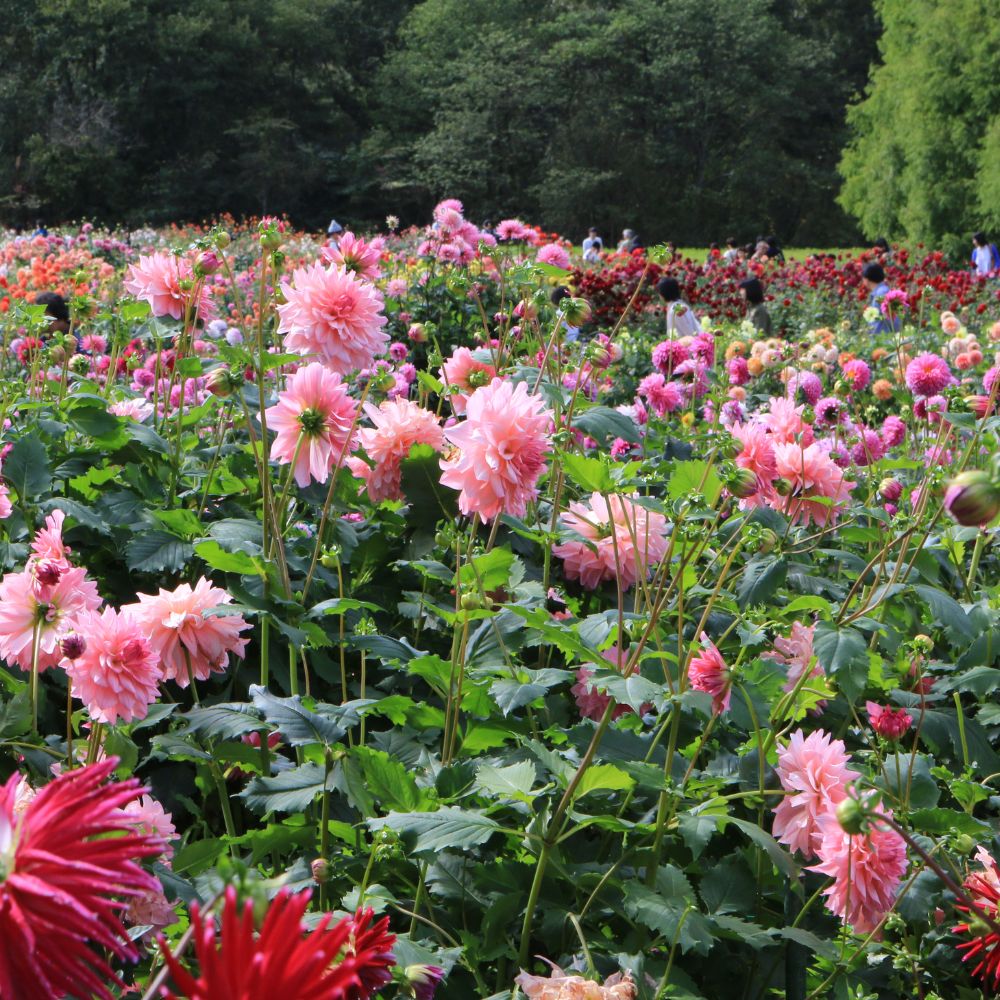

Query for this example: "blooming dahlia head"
[553,493,669,590]
[125,576,250,688]
[0,759,162,1000]
[687,633,731,714]
[123,252,216,322]
[0,564,101,672]
[278,262,388,376]
[905,352,953,397]
[351,398,445,503]
[65,607,162,725]
[809,809,907,934]
[264,361,359,488]
[160,888,395,1000]
[954,848,1000,989]
[767,442,855,527]
[321,231,382,281]
[439,347,497,415]
[440,378,552,522]
[762,622,822,694]
[772,728,856,858]
[516,963,637,1000]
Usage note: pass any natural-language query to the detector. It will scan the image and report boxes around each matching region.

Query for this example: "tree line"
[1,0,990,250]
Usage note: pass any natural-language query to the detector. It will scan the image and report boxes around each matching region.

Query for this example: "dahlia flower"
[263,362,359,488]
[31,509,71,566]
[440,378,552,522]
[0,759,162,999]
[0,565,101,672]
[570,645,645,722]
[123,794,178,861]
[125,577,250,688]
[439,347,497,415]
[762,622,821,694]
[516,964,637,1000]
[65,607,162,725]
[881,415,906,448]
[553,493,669,590]
[767,442,855,527]
[124,252,216,322]
[840,358,871,392]
[865,701,913,740]
[349,398,445,503]
[495,218,529,241]
[731,421,777,496]
[537,243,570,270]
[905,353,953,397]
[278,262,388,376]
[954,847,1000,989]
[321,231,382,281]
[637,372,683,416]
[159,888,395,1000]
[810,809,907,934]
[653,339,691,375]
[763,396,813,445]
[772,729,857,858]
[688,633,731,714]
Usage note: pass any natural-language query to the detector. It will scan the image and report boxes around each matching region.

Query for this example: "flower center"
[297,407,326,436]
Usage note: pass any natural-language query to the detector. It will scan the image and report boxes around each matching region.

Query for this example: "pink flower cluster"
[417,199,495,264]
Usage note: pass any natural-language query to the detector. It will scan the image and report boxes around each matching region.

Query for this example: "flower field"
[0,206,999,1000]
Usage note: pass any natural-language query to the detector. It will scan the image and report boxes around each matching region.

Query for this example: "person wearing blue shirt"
[862,263,901,335]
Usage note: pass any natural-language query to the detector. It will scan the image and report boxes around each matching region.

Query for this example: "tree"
[839,0,1000,255]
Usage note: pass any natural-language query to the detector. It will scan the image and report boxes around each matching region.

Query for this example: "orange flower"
[747,357,764,376]
[871,347,888,362]
[872,379,893,401]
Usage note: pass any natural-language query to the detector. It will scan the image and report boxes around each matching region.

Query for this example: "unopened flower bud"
[214,230,232,250]
[836,796,865,835]
[61,633,87,660]
[205,366,242,398]
[563,297,592,327]
[879,477,902,502]
[311,858,331,884]
[405,964,445,1000]
[194,249,221,277]
[69,353,91,374]
[460,591,484,611]
[758,528,778,555]
[913,634,933,653]
[728,467,759,499]
[35,560,63,586]
[773,476,793,497]
[944,470,1000,527]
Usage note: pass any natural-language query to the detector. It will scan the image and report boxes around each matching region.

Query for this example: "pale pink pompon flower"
[516,963,637,1000]
[439,378,552,522]
[278,261,388,376]
[123,251,216,322]
[810,808,907,934]
[264,361,358,488]
[125,577,251,688]
[537,243,571,270]
[348,398,445,503]
[553,493,669,590]
[687,633,731,714]
[64,607,162,725]
[772,728,857,859]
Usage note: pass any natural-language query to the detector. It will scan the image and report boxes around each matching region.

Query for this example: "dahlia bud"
[194,249,221,277]
[460,591,485,612]
[214,230,232,250]
[965,394,995,419]
[34,560,63,586]
[205,366,242,398]
[758,528,778,555]
[177,278,194,293]
[562,297,592,327]
[69,353,91,375]
[879,477,902,502]
[953,834,976,855]
[405,964,445,1000]
[866,701,913,741]
[728,467,759,499]
[833,379,849,397]
[719,435,743,460]
[944,470,1000,526]
[407,323,427,344]
[49,345,66,365]
[912,634,933,653]
[311,858,331,884]
[60,633,87,660]
[773,477,793,497]
[836,796,865,835]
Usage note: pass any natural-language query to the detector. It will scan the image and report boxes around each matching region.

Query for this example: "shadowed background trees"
[8,0,990,250]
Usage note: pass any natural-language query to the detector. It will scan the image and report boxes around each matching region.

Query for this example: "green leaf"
[399,443,456,524]
[574,763,635,799]
[240,762,329,813]
[737,557,787,609]
[349,747,425,811]
[812,621,868,702]
[66,403,122,439]
[0,692,32,739]
[178,703,263,740]
[699,857,755,913]
[561,453,615,493]
[250,686,358,747]
[912,584,974,641]
[571,406,640,445]
[910,807,990,837]
[40,498,111,534]
[457,547,515,592]
[126,531,194,573]
[475,761,537,798]
[720,816,799,877]
[5,434,51,499]
[195,540,262,576]
[667,460,722,506]
[622,880,713,955]
[368,807,502,855]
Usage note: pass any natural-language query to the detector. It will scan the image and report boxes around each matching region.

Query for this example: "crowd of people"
[577,226,999,340]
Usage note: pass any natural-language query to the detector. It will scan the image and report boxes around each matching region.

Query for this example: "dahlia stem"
[211,762,239,855]
[65,683,74,769]
[259,615,270,688]
[289,645,299,697]
[29,621,41,733]
[318,748,332,910]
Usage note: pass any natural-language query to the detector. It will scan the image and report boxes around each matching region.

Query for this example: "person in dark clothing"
[34,291,72,336]
[739,278,772,337]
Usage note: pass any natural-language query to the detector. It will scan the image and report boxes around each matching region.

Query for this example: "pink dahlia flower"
[810,809,907,934]
[264,361,358,488]
[0,565,101,672]
[320,231,382,280]
[516,964,637,1000]
[905,353,953,396]
[653,339,692,375]
[439,347,497,415]
[840,358,871,392]
[731,421,777,494]
[762,622,821,693]
[439,378,552,522]
[0,759,162,1000]
[537,243,570,270]
[350,398,445,503]
[850,428,886,467]
[772,729,857,858]
[763,396,813,445]
[768,442,855,527]
[123,252,216,322]
[688,633,731,714]
[881,414,906,448]
[65,607,161,725]
[553,493,669,590]
[495,218,529,241]
[123,794,178,861]
[31,509,71,567]
[125,577,250,688]
[637,373,683,416]
[278,262,388,376]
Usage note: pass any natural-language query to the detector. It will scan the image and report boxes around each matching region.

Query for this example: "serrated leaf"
[178,703,263,739]
[240,762,329,813]
[813,621,868,702]
[737,557,787,609]
[575,763,635,798]
[913,584,974,641]
[561,453,615,493]
[126,531,194,573]
[5,434,51,498]
[475,761,537,798]
[250,686,358,747]
[195,540,262,575]
[622,880,713,955]
[571,405,640,445]
[368,807,501,855]
[349,746,425,811]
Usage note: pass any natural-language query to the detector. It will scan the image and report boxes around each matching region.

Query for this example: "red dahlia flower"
[160,888,396,1000]
[954,848,1000,988]
[0,758,163,1000]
